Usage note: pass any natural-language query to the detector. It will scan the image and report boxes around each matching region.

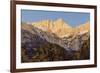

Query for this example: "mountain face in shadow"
[21,24,76,62]
[21,22,90,63]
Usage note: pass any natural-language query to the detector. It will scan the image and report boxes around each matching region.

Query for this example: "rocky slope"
[21,23,90,62]
[21,24,75,62]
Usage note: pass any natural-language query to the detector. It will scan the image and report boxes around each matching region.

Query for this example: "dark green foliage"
[22,42,69,62]
[80,37,90,59]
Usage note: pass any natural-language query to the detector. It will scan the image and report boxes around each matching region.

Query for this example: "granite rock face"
[32,18,89,38]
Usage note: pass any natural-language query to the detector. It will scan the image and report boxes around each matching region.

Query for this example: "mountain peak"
[32,19,90,38]
[55,18,64,22]
[75,21,90,33]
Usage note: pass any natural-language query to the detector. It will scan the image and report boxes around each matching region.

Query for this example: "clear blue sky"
[21,9,90,27]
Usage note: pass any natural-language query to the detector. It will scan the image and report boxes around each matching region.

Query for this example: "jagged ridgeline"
[21,19,90,63]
